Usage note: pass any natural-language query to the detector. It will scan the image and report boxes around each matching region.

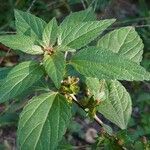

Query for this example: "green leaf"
[14,9,46,39]
[0,61,44,103]
[97,27,144,63]
[60,7,96,28]
[65,64,84,79]
[102,124,113,135]
[56,45,76,52]
[96,27,144,129]
[71,46,150,81]
[15,78,51,101]
[0,67,11,81]
[0,35,43,55]
[0,113,18,127]
[18,92,72,150]
[97,80,132,129]
[58,19,116,49]
[43,52,65,88]
[85,77,105,100]
[59,8,96,50]
[0,67,12,87]
[42,18,58,47]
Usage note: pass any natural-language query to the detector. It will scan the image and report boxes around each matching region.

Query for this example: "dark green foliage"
[0,6,150,149]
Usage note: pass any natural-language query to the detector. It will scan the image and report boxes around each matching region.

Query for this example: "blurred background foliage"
[0,0,150,149]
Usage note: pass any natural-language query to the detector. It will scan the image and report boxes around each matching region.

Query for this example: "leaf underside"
[18,92,71,150]
[0,35,43,55]
[97,80,132,129]
[97,27,144,63]
[0,61,44,103]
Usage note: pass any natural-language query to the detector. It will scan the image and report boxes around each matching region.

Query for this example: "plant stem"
[64,51,68,60]
[94,115,104,126]
[69,94,104,127]
[70,95,128,148]
[27,0,37,12]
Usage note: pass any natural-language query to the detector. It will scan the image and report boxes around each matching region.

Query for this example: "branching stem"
[69,94,104,127]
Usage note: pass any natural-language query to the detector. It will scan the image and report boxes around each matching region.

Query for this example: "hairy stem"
[69,94,127,148]
[69,94,104,127]
[64,51,68,60]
